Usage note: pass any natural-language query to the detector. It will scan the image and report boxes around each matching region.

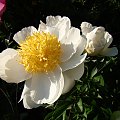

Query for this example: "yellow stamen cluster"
[18,32,61,73]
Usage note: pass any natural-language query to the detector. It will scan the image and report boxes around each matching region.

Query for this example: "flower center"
[18,32,62,73]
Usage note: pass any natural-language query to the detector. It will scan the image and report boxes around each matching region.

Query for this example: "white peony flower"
[80,22,118,56]
[0,16,87,109]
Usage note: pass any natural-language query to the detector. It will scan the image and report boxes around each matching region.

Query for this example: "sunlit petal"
[13,26,37,44]
[81,22,93,36]
[61,53,87,71]
[0,49,31,83]
[22,66,64,105]
[62,63,84,94]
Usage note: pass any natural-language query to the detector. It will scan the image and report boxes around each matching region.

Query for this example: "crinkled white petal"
[61,53,87,72]
[86,27,105,41]
[61,27,80,48]
[60,27,85,62]
[60,34,86,66]
[62,63,84,94]
[46,16,71,30]
[46,15,62,27]
[0,49,31,83]
[0,48,17,58]
[55,17,71,41]
[21,66,64,106]
[13,26,37,44]
[38,21,47,31]
[103,31,113,51]
[81,22,93,36]
[100,47,118,56]
[38,16,71,42]
[38,21,59,38]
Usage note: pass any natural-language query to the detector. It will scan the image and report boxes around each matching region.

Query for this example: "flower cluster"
[80,22,118,56]
[0,16,118,109]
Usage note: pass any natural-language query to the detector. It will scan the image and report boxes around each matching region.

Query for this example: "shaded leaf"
[45,102,71,120]
[94,75,104,86]
[77,98,83,112]
[110,111,120,120]
[91,67,98,78]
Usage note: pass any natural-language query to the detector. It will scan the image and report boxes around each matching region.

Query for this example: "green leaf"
[45,102,71,120]
[44,112,53,120]
[83,108,87,119]
[81,84,88,92]
[101,107,112,119]
[52,102,71,120]
[62,111,67,120]
[94,75,104,86]
[90,67,98,78]
[77,98,83,112]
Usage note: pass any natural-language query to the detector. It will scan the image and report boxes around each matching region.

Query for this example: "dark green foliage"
[0,0,120,120]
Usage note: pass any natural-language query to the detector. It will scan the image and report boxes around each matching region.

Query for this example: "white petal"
[60,28,85,62]
[81,22,93,36]
[100,47,118,56]
[46,66,64,104]
[13,26,37,44]
[46,16,62,27]
[61,53,87,72]
[38,22,59,38]
[62,72,75,94]
[65,63,84,80]
[0,55,11,80]
[86,27,105,41]
[38,16,71,41]
[103,31,113,51]
[19,79,31,102]
[38,21,47,32]
[0,49,31,83]
[62,63,84,94]
[0,53,2,59]
[0,48,17,58]
[60,43,75,62]
[46,16,71,30]
[23,94,40,109]
[56,17,71,41]
[46,26,60,38]
[76,35,87,55]
[30,73,53,104]
[20,79,41,109]
[61,27,80,48]
[61,35,86,63]
[24,66,64,105]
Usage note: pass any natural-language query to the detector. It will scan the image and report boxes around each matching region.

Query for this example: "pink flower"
[0,0,6,21]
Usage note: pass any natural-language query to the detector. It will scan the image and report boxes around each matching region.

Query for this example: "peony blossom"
[0,16,87,109]
[80,22,118,56]
[0,0,6,21]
